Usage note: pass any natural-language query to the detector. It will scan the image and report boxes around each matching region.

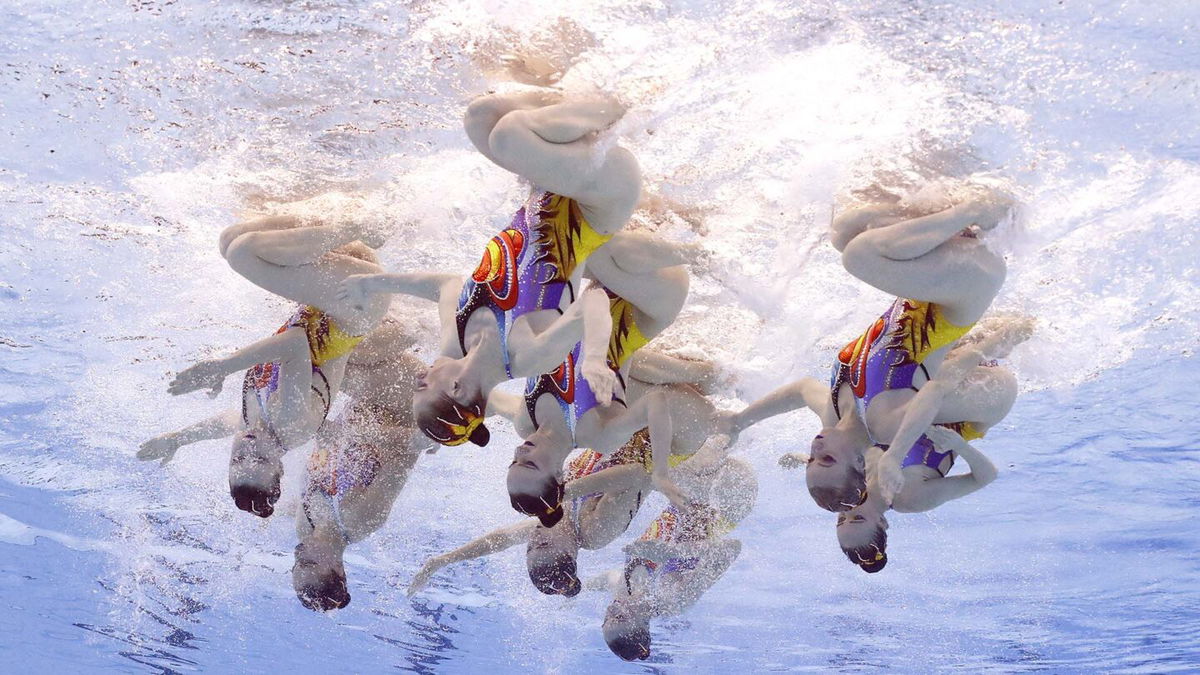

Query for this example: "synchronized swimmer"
[139,52,1032,661]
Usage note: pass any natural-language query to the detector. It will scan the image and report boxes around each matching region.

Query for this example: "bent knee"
[224,231,270,273]
[487,110,533,163]
[219,224,249,259]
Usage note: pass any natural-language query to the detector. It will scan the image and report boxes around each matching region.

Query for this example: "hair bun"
[537,503,565,528]
[469,423,491,446]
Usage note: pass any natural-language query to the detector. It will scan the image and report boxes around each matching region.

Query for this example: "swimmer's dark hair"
[606,624,652,661]
[527,546,581,597]
[841,523,888,574]
[230,481,281,518]
[807,463,867,512]
[416,392,490,447]
[509,475,566,528]
[296,573,351,612]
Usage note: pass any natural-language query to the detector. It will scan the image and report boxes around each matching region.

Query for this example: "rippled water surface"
[2,0,1198,671]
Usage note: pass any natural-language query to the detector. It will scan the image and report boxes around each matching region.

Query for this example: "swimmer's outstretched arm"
[892,426,998,512]
[563,463,648,501]
[137,410,240,465]
[407,519,538,596]
[729,377,836,433]
[506,286,618,401]
[336,271,462,310]
[169,328,310,396]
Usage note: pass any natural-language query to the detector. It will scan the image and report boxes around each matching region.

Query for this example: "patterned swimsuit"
[455,191,612,378]
[523,285,650,447]
[241,305,365,433]
[829,297,980,472]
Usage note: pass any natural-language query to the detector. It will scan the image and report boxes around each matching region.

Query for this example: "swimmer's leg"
[629,350,715,388]
[931,365,1018,432]
[266,329,327,450]
[840,202,1007,321]
[223,228,389,334]
[587,258,689,336]
[464,89,564,164]
[485,96,639,231]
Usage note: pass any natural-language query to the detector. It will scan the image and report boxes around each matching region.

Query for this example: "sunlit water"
[2,0,1198,671]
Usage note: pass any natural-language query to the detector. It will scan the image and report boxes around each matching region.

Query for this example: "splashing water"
[2,0,1198,671]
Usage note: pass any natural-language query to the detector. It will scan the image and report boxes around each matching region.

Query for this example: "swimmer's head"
[292,542,350,612]
[603,597,652,661]
[507,430,568,526]
[413,358,490,447]
[228,431,284,518]
[836,505,889,574]
[526,524,581,596]
[805,428,867,512]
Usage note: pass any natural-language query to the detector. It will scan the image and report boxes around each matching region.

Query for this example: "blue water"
[2,0,1199,671]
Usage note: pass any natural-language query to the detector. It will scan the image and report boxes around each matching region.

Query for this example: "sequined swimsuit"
[241,305,365,433]
[829,298,975,435]
[563,431,652,537]
[303,413,385,542]
[523,285,650,447]
[622,505,734,589]
[455,191,612,378]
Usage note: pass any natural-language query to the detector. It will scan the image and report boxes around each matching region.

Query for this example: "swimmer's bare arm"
[595,390,687,509]
[509,286,614,398]
[337,272,462,310]
[730,377,835,434]
[137,410,240,465]
[892,426,997,512]
[407,520,538,596]
[563,463,648,501]
[875,343,997,501]
[485,391,524,423]
[168,328,310,397]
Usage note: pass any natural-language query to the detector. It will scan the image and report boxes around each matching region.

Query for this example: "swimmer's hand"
[580,355,618,406]
[923,425,968,453]
[652,472,689,511]
[337,274,378,312]
[168,360,226,397]
[778,452,809,470]
[137,435,180,466]
[408,556,447,597]
[875,452,906,505]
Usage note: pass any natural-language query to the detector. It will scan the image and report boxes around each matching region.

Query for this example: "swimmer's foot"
[778,452,809,470]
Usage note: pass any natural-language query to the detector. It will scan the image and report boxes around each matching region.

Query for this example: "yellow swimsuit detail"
[288,305,365,367]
